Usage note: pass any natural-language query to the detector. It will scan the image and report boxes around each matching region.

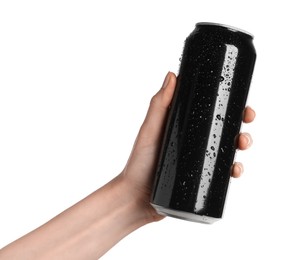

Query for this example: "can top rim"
[196,22,254,38]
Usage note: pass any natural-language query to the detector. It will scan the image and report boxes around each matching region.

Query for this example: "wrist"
[115,174,163,226]
[113,175,151,227]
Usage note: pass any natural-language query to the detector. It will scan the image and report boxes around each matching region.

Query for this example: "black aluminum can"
[151,22,256,224]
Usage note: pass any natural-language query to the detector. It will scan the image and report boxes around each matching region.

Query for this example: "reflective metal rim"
[151,203,220,224]
[196,22,254,38]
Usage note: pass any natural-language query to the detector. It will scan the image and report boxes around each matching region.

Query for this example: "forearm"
[0,175,150,260]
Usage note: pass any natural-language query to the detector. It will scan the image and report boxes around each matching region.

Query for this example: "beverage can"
[151,22,256,224]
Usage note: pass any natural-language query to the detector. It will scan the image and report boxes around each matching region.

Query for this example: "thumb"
[137,72,177,148]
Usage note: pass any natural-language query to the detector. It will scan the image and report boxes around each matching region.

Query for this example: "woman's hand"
[121,72,255,222]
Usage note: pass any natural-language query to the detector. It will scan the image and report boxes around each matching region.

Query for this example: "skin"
[0,72,255,259]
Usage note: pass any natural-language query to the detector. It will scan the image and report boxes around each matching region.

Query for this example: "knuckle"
[150,94,160,106]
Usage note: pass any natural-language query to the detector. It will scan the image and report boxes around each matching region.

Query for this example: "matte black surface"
[151,23,256,219]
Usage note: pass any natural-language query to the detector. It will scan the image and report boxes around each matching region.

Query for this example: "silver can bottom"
[151,203,220,224]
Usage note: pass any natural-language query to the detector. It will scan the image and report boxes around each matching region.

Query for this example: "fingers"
[136,72,177,147]
[243,106,256,123]
[239,106,255,150]
[233,106,255,178]
[231,162,244,178]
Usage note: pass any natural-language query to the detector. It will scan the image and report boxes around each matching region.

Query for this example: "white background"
[0,0,285,259]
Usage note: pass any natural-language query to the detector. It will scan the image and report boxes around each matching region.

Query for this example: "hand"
[120,72,255,222]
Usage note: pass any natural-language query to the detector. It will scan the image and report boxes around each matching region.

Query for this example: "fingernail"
[236,162,244,175]
[244,133,253,148]
[243,106,256,122]
[162,72,170,89]
[232,162,244,178]
[250,107,256,119]
[247,105,255,113]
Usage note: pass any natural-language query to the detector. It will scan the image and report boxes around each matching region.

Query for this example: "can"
[151,22,256,224]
